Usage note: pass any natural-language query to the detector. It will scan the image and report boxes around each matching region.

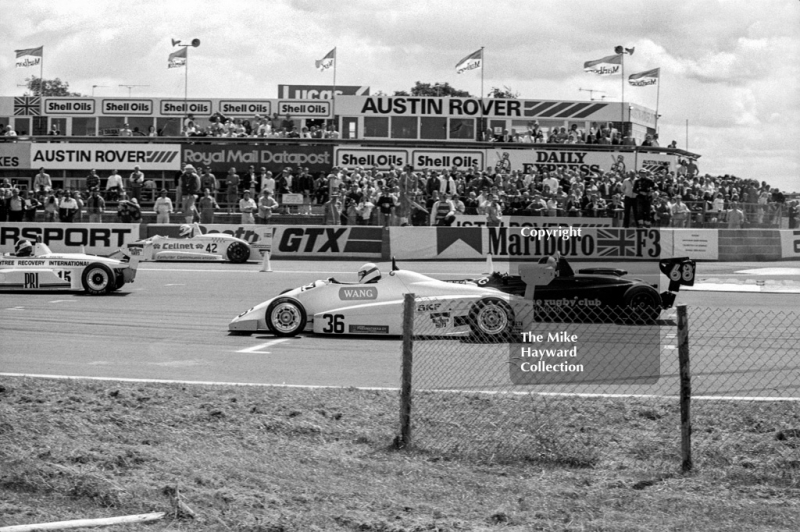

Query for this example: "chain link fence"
[398,296,800,482]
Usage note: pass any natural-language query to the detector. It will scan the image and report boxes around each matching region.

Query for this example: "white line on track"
[49,300,75,303]
[1,373,797,402]
[236,338,289,353]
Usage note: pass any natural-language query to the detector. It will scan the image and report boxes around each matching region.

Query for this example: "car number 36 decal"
[321,314,345,333]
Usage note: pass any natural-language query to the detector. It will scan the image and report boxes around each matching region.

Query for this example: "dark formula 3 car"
[452,255,696,322]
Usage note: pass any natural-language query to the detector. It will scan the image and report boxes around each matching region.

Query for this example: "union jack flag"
[597,229,637,257]
[14,96,41,116]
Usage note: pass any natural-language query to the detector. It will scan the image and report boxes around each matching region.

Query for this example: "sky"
[2,0,798,192]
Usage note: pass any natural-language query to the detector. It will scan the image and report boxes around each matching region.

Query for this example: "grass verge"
[1,376,798,531]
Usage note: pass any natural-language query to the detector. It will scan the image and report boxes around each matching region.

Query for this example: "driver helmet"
[15,239,33,257]
[178,224,193,238]
[358,263,381,284]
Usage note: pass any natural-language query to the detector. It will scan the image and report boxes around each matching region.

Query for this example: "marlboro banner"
[629,68,660,87]
[583,54,621,76]
[15,46,42,68]
[168,47,186,68]
[455,48,482,74]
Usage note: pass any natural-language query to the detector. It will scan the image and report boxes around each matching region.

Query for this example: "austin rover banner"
[30,143,182,171]
[0,223,141,255]
[182,145,332,174]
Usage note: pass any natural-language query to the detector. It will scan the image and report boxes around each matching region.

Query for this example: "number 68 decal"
[669,260,695,285]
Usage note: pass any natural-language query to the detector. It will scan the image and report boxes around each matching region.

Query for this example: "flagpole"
[655,69,661,134]
[184,47,189,128]
[480,46,485,98]
[39,47,44,98]
[332,47,337,124]
[620,52,625,137]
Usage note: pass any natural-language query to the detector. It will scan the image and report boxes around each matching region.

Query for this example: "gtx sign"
[30,143,182,170]
[182,145,333,174]
[278,84,369,99]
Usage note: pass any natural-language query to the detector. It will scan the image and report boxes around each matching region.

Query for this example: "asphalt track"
[1,259,799,398]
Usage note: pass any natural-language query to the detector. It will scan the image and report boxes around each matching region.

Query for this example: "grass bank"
[1,377,798,531]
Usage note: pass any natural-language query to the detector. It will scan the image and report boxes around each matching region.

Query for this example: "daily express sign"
[30,143,182,170]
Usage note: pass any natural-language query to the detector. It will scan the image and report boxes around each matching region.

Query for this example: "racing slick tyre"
[468,298,515,342]
[81,263,115,295]
[110,271,125,291]
[622,286,661,324]
[226,242,250,263]
[265,297,307,337]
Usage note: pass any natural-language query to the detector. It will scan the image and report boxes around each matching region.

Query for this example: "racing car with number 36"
[229,256,695,339]
[0,238,141,295]
[113,224,251,263]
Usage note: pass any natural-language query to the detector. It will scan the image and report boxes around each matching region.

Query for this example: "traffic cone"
[483,253,494,274]
[260,250,272,272]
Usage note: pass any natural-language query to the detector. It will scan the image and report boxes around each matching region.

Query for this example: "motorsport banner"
[271,225,383,259]
[452,214,614,228]
[389,227,662,260]
[29,143,182,171]
[182,144,333,174]
[145,224,273,261]
[0,223,141,255]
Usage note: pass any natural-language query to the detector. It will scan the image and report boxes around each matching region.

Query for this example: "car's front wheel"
[265,297,307,337]
[468,298,515,341]
[226,242,250,263]
[622,286,661,324]
[82,263,114,295]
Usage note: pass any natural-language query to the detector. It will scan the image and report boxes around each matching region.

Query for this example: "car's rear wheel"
[226,242,250,263]
[82,263,114,295]
[623,286,661,324]
[265,297,307,337]
[468,298,515,341]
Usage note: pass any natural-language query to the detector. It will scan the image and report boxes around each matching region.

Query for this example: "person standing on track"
[153,188,173,224]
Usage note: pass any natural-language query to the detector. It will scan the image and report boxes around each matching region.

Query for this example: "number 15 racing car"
[112,223,251,263]
[0,238,141,295]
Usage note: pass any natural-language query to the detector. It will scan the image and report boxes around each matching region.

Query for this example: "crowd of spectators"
[179,113,340,139]
[1,160,797,229]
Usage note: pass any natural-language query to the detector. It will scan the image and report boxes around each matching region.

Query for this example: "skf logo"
[339,287,378,300]
[277,227,382,254]
[417,302,441,312]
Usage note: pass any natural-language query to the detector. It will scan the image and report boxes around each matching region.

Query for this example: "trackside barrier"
[397,297,800,480]
[0,222,141,255]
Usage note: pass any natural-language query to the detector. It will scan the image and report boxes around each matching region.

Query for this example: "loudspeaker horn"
[191,38,201,47]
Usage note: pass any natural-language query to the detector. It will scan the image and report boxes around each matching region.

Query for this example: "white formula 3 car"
[0,239,141,295]
[113,223,251,263]
[229,260,536,340]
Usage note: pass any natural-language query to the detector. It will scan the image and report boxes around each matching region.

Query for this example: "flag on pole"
[315,48,335,71]
[455,48,482,74]
[15,46,43,68]
[583,54,622,75]
[168,47,186,68]
[628,67,660,86]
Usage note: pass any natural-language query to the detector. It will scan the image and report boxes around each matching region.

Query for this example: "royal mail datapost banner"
[182,145,332,175]
[0,223,141,255]
[30,143,182,171]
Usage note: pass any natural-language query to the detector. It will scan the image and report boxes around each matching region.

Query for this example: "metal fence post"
[677,304,692,472]
[398,292,415,448]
